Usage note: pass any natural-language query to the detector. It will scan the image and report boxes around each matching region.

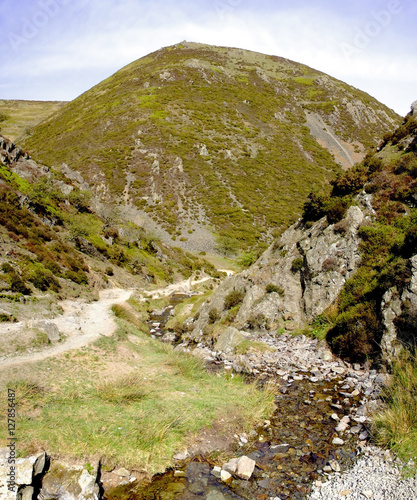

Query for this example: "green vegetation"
[1,307,275,471]
[373,351,417,471]
[224,289,245,310]
[302,113,417,363]
[21,42,399,253]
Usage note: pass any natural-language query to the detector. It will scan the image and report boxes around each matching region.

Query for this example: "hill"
[0,100,67,142]
[0,133,218,325]
[183,101,417,365]
[22,42,401,254]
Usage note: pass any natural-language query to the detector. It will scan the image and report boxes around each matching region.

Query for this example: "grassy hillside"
[0,134,219,323]
[22,42,401,254]
[0,100,67,142]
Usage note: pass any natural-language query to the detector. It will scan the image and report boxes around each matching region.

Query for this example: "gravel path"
[308,446,417,500]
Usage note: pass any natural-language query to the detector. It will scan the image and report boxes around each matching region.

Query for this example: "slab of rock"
[36,321,61,343]
[222,458,239,475]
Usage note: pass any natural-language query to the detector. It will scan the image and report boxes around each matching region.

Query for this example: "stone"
[214,327,247,354]
[173,451,189,461]
[220,470,232,482]
[114,468,130,477]
[211,466,222,478]
[332,437,344,445]
[362,490,373,499]
[335,416,350,433]
[206,491,226,500]
[33,452,48,477]
[329,459,341,472]
[359,430,370,440]
[36,321,61,343]
[332,366,346,374]
[270,443,290,454]
[222,458,239,475]
[18,486,35,500]
[236,456,256,480]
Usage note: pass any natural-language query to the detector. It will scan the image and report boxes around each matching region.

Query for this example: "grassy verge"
[1,315,274,473]
[373,351,417,471]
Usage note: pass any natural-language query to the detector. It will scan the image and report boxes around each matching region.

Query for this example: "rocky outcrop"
[380,254,417,363]
[188,205,365,341]
[0,451,101,500]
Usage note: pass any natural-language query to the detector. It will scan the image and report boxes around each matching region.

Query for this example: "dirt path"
[0,288,133,370]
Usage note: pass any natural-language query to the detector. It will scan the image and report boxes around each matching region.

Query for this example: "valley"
[0,43,416,499]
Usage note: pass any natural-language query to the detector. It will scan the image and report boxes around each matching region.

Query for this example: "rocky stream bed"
[3,293,417,500]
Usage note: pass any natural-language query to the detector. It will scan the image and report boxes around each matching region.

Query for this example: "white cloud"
[0,0,415,114]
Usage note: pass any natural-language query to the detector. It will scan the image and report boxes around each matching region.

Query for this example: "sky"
[0,0,416,116]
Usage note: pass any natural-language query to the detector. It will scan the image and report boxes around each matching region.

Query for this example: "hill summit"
[23,42,400,254]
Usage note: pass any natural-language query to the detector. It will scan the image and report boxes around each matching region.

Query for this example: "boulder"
[214,327,248,354]
[236,456,256,480]
[39,462,99,500]
[36,321,61,343]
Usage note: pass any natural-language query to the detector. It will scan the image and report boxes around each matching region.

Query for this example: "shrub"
[246,313,268,330]
[30,268,60,292]
[224,289,245,310]
[326,302,381,362]
[208,308,220,324]
[291,257,304,273]
[302,190,326,222]
[265,283,284,296]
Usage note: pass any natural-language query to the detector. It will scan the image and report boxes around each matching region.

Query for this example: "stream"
[109,294,373,499]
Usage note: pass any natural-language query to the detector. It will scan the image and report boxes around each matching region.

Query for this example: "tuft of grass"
[373,351,417,470]
[0,321,275,472]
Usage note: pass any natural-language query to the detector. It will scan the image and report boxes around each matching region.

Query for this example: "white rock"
[211,466,222,478]
[236,456,256,480]
[220,470,232,482]
[332,437,345,445]
[362,490,373,499]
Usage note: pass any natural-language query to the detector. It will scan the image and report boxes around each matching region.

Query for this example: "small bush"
[246,313,268,330]
[326,302,380,362]
[224,289,245,310]
[265,283,284,296]
[30,268,60,292]
[291,257,304,273]
[208,308,220,324]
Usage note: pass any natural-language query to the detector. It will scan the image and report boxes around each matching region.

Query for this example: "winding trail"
[0,271,234,370]
[0,288,133,370]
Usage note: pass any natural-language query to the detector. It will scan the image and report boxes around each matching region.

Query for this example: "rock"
[39,461,99,500]
[236,456,256,480]
[16,456,37,485]
[18,485,35,500]
[211,466,222,478]
[335,416,350,433]
[359,430,370,440]
[329,459,341,472]
[214,327,248,354]
[113,468,130,477]
[33,452,48,477]
[362,490,373,499]
[220,470,232,482]
[332,366,346,374]
[206,491,225,500]
[222,458,239,475]
[270,443,290,454]
[332,437,345,445]
[36,321,61,343]
[173,451,189,461]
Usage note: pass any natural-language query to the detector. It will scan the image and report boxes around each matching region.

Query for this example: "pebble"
[332,438,344,445]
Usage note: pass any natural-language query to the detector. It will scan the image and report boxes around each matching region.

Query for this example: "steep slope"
[182,101,417,365]
[0,134,218,324]
[22,42,400,253]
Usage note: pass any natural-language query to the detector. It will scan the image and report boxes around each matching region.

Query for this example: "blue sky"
[0,0,416,116]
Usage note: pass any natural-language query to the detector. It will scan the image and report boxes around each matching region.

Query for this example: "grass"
[373,351,417,471]
[0,99,67,142]
[0,315,274,472]
[21,42,400,253]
